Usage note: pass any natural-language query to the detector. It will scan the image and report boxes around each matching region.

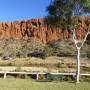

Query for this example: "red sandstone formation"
[0,18,89,43]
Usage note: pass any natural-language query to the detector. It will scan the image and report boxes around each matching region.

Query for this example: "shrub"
[27,45,53,59]
[47,73,65,81]
[0,53,3,57]
[48,40,76,57]
[47,73,75,82]
[87,51,90,58]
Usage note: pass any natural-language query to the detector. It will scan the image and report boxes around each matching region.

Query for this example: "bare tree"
[71,23,90,83]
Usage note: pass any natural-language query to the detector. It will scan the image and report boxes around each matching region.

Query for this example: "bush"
[47,73,65,81]
[28,51,45,59]
[46,73,75,81]
[0,38,89,59]
[0,53,3,57]
[87,51,90,58]
[27,45,53,59]
[48,40,76,57]
[41,46,53,59]
[2,56,13,60]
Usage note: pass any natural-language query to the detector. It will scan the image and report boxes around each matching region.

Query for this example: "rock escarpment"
[0,18,89,43]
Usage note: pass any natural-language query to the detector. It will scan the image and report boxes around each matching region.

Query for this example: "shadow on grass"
[35,79,76,84]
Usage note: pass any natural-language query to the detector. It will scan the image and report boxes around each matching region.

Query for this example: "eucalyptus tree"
[46,0,90,83]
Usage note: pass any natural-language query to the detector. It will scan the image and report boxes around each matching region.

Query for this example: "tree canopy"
[46,0,90,28]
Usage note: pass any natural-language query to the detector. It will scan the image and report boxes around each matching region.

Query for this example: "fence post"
[4,72,7,79]
[36,74,39,80]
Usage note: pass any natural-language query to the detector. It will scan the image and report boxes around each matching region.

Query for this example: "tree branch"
[72,29,80,49]
[80,24,90,48]
[71,24,90,49]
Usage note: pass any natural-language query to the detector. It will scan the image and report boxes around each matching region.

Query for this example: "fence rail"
[0,71,90,80]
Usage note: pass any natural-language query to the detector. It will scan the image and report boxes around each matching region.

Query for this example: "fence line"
[0,71,90,80]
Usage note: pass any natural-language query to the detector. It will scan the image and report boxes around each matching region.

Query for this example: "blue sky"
[0,0,50,21]
[0,0,90,21]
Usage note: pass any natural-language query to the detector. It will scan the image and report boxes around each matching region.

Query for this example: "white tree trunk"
[72,25,90,83]
[76,48,80,83]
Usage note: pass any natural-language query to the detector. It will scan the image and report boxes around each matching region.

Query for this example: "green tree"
[46,0,90,83]
[46,0,90,28]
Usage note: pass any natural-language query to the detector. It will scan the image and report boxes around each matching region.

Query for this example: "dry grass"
[0,56,89,73]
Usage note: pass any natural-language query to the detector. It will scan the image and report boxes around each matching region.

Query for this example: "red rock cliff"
[0,18,89,43]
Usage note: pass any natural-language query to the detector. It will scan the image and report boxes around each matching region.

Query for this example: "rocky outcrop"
[0,18,89,43]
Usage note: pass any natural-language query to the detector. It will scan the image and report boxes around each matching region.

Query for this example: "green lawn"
[0,79,90,90]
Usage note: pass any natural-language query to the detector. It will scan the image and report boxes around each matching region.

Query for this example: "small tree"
[71,22,90,83]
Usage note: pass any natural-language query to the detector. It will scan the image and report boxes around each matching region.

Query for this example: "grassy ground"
[0,78,90,90]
